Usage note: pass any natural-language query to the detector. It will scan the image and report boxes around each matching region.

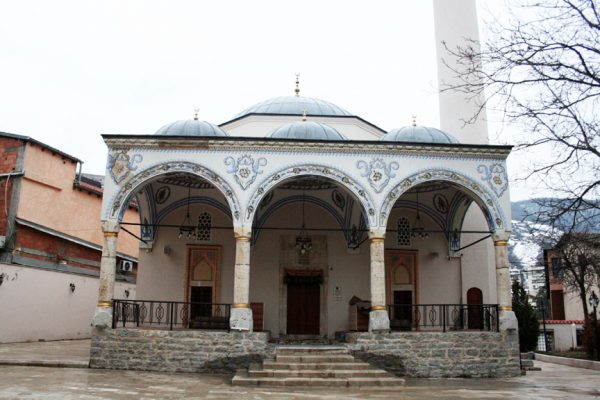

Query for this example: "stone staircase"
[232,345,405,388]
[521,353,542,372]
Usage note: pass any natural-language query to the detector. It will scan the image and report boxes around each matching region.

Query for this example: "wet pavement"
[0,340,89,368]
[0,340,599,399]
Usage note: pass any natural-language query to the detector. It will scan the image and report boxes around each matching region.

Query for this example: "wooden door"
[391,290,413,330]
[190,286,212,319]
[287,283,320,334]
[467,287,483,329]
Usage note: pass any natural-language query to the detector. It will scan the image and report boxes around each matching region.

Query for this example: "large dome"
[235,96,353,118]
[155,119,228,137]
[382,126,459,144]
[269,121,348,141]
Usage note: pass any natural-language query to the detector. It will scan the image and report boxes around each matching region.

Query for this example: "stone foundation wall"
[90,329,272,373]
[90,328,520,378]
[346,331,521,378]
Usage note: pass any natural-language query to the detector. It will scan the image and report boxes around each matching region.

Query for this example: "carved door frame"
[385,249,419,306]
[185,245,221,304]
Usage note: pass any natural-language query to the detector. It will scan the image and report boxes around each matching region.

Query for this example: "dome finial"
[411,114,417,127]
[295,73,300,97]
[302,109,307,121]
[194,108,199,121]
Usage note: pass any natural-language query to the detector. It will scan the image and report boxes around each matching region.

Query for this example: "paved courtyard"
[0,340,599,399]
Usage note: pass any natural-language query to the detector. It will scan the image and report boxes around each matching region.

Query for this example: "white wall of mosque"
[135,198,495,337]
[460,204,497,303]
[220,115,384,140]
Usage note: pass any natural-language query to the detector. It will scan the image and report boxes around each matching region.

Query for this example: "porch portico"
[89,93,519,378]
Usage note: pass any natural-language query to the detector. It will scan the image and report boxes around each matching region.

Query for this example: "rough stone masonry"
[346,331,521,378]
[90,329,520,378]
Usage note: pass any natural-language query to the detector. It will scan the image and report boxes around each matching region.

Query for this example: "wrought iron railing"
[387,304,499,332]
[112,299,231,331]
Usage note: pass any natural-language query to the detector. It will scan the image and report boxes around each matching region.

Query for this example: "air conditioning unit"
[119,260,133,273]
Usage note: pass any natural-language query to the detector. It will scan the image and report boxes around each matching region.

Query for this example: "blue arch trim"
[252,195,346,245]
[155,196,232,226]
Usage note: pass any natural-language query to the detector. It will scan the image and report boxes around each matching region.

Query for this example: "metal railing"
[387,304,499,332]
[112,299,231,331]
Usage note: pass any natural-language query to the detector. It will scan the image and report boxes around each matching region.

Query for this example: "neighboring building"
[0,132,139,343]
[539,236,600,351]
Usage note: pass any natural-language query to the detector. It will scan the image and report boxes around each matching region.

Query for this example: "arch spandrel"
[245,164,377,229]
[380,169,508,234]
[105,161,242,226]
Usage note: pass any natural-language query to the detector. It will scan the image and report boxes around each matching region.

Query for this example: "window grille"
[397,217,411,247]
[196,212,211,242]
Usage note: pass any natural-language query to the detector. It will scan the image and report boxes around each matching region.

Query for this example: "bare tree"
[551,232,600,318]
[442,0,600,229]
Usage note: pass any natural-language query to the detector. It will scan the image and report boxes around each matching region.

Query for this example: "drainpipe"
[77,161,83,185]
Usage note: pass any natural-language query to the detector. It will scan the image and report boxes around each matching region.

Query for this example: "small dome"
[382,126,459,144]
[235,96,353,118]
[269,121,348,141]
[155,119,228,137]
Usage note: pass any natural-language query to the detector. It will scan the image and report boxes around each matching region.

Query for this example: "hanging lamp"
[295,188,312,254]
[178,185,196,239]
[411,191,429,239]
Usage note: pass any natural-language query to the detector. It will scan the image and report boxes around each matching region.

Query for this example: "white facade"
[92,95,514,337]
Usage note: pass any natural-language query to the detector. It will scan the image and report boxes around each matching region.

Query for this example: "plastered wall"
[0,263,136,343]
[136,197,495,338]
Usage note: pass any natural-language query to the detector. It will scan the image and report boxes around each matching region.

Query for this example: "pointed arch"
[245,164,376,228]
[105,161,241,224]
[380,169,507,233]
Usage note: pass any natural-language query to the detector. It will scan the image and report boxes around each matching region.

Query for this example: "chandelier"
[295,190,312,254]
[178,185,197,239]
[411,191,429,239]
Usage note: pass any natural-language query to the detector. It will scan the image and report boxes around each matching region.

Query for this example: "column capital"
[368,227,386,240]
[233,225,252,239]
[492,231,510,243]
[102,220,120,234]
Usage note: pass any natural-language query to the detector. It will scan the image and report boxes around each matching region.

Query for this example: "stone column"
[494,233,518,331]
[230,233,253,331]
[369,230,390,332]
[92,220,120,328]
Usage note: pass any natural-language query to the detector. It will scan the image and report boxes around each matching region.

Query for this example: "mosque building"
[89,0,521,381]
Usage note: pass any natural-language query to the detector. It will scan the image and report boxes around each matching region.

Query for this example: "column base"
[92,307,113,329]
[368,310,390,332]
[499,310,518,331]
[230,307,253,332]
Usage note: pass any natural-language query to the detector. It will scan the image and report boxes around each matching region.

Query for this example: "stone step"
[248,368,391,378]
[263,361,372,370]
[232,375,405,388]
[275,354,356,363]
[521,359,534,368]
[231,344,405,388]
[276,346,348,355]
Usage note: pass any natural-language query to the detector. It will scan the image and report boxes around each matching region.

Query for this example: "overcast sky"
[0,1,535,200]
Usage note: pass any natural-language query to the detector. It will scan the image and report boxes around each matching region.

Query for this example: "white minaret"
[433,0,488,144]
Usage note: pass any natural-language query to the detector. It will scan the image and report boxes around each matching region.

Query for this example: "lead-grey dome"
[382,126,459,144]
[155,119,228,137]
[269,121,348,141]
[235,96,353,118]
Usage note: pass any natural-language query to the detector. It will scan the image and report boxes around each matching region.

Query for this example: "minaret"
[433,0,488,144]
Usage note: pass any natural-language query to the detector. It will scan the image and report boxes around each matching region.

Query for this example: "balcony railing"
[387,304,499,332]
[112,299,231,331]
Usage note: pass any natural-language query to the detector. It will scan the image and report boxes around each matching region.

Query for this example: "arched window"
[196,212,211,242]
[397,217,411,247]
